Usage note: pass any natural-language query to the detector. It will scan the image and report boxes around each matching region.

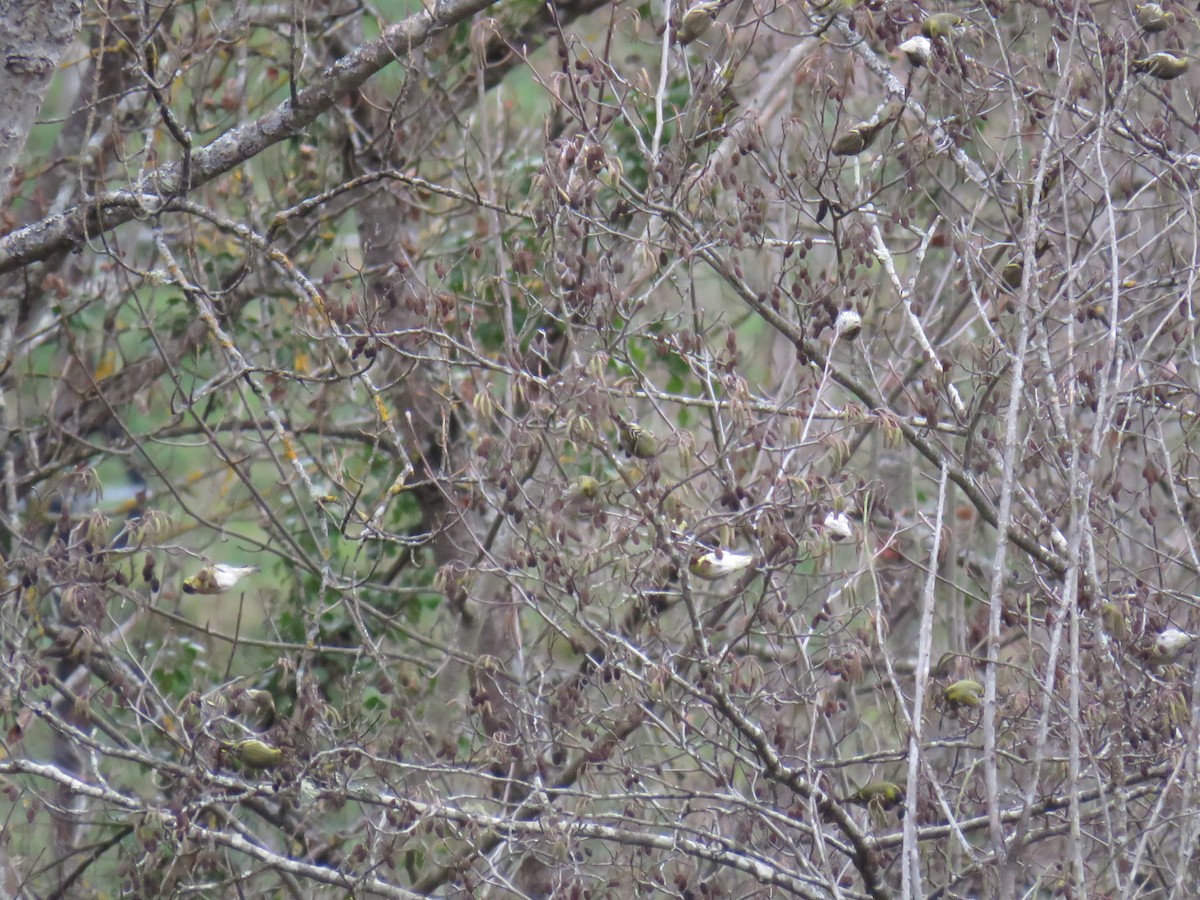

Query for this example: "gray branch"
[0,0,498,278]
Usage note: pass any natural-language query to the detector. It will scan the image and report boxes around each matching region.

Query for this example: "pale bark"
[0,0,81,209]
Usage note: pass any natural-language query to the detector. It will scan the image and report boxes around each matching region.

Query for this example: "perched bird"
[1132,52,1189,80]
[690,76,740,146]
[1136,3,1175,32]
[831,118,892,157]
[225,738,283,769]
[562,474,606,519]
[943,679,984,709]
[999,240,1052,291]
[1013,163,1062,217]
[999,259,1024,291]
[921,13,965,39]
[689,549,756,580]
[1100,602,1129,640]
[678,0,721,44]
[1150,627,1196,662]
[834,309,862,340]
[182,563,259,595]
[812,0,856,15]
[823,511,854,542]
[846,780,903,810]
[573,475,602,499]
[615,417,659,459]
[897,35,932,68]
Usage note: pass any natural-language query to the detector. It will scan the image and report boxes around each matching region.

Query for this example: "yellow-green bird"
[562,475,605,519]
[846,780,903,810]
[678,0,721,44]
[1132,52,1189,80]
[615,417,660,459]
[811,0,857,19]
[1014,163,1061,217]
[1100,602,1128,640]
[921,13,965,39]
[831,118,892,156]
[225,738,284,769]
[570,474,602,500]
[182,563,259,595]
[814,0,856,12]
[943,679,984,709]
[1136,3,1175,32]
[999,258,1025,291]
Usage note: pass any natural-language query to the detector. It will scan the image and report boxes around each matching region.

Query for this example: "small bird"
[811,0,856,15]
[562,475,606,519]
[921,13,965,40]
[182,563,259,595]
[225,738,284,769]
[943,679,984,709]
[1136,3,1175,32]
[689,549,756,580]
[614,417,660,459]
[823,511,854,542]
[834,309,862,340]
[690,76,740,146]
[1151,627,1196,662]
[573,475,603,499]
[1100,602,1129,640]
[846,780,903,810]
[999,259,1024,291]
[1132,52,1189,80]
[999,240,1052,291]
[570,475,602,498]
[897,35,933,68]
[678,0,721,44]
[831,119,892,157]
[1013,163,1062,217]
